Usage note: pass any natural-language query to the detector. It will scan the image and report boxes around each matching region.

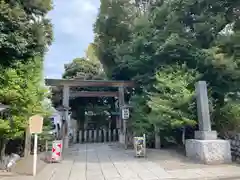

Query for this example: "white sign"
[122,108,129,119]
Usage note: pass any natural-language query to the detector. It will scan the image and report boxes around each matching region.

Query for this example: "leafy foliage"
[94,0,240,145]
[0,57,52,139]
[63,58,102,80]
[147,65,198,130]
[129,94,152,136]
[0,0,53,66]
[0,0,53,158]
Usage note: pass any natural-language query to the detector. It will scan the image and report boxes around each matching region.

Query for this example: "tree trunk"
[154,126,161,149]
[0,138,6,161]
[182,127,186,145]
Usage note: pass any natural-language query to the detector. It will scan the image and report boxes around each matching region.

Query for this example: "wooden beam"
[70,91,119,97]
[45,79,135,87]
[52,91,119,99]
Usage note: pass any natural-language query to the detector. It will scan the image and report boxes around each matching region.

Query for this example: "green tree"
[93,0,136,78]
[129,94,152,136]
[0,57,52,157]
[0,0,53,66]
[63,57,101,80]
[93,0,240,145]
[147,65,198,129]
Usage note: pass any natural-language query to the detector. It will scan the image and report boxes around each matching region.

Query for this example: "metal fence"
[78,129,119,143]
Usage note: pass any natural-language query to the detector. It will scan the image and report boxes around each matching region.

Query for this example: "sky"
[44,0,100,79]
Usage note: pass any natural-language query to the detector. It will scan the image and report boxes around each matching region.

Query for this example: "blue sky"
[44,0,100,79]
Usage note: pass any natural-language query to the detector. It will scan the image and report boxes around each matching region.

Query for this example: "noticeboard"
[29,115,43,134]
[134,134,146,157]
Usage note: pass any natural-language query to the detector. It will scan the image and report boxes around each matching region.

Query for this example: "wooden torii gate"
[45,79,134,149]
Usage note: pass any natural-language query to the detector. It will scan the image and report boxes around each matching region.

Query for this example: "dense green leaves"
[63,58,101,80]
[0,0,53,66]
[0,58,52,138]
[147,65,198,129]
[94,0,240,143]
[0,0,53,157]
[129,94,152,136]
[94,0,135,78]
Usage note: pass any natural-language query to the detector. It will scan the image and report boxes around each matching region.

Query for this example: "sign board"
[29,115,43,134]
[122,108,129,119]
[134,134,146,157]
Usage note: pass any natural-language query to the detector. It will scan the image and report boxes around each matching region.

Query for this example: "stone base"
[194,131,217,140]
[119,133,125,144]
[185,139,232,164]
[64,136,69,148]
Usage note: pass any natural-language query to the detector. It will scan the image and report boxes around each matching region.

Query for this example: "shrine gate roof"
[45,79,135,87]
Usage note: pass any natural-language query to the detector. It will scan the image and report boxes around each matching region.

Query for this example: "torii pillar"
[118,86,127,148]
[62,85,70,149]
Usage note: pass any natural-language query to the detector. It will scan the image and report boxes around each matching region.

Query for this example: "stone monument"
[185,81,232,164]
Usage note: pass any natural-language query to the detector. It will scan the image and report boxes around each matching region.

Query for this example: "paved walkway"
[2,143,240,180]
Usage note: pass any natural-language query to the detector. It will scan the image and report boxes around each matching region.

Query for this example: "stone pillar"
[103,129,107,142]
[123,118,127,149]
[62,85,70,149]
[194,81,217,140]
[94,130,97,143]
[118,86,125,145]
[185,81,231,164]
[118,86,124,130]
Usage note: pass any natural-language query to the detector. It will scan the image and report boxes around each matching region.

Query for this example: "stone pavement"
[1,143,240,180]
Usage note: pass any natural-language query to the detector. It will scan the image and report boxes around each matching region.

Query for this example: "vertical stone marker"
[196,81,211,131]
[185,81,232,164]
[194,81,217,140]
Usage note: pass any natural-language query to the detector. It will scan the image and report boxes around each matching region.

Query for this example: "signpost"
[29,115,43,176]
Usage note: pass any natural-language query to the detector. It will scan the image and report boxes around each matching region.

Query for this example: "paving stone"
[167,169,209,179]
[140,161,173,179]
[87,174,105,180]
[102,168,120,179]
[116,167,139,179]
[6,143,240,180]
[138,171,158,180]
[202,166,240,178]
[69,164,86,180]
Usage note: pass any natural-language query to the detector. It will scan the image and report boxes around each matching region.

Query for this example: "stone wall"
[228,134,240,162]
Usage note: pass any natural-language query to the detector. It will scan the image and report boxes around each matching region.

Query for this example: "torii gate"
[45,79,134,149]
